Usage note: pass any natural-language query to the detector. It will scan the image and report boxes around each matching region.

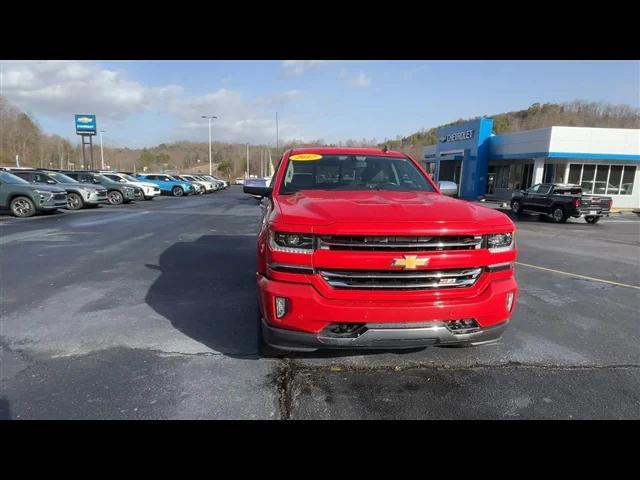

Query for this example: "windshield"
[279,154,435,194]
[45,172,79,183]
[120,174,140,183]
[104,174,128,183]
[0,171,30,184]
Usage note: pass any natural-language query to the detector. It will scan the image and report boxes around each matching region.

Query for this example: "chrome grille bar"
[318,235,483,251]
[320,268,483,290]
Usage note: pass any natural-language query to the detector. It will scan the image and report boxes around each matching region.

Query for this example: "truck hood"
[273,190,513,231]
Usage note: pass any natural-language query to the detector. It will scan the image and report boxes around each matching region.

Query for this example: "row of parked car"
[0,167,229,218]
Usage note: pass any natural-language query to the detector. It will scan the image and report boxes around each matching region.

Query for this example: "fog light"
[506,292,515,312]
[446,318,480,334]
[275,297,288,319]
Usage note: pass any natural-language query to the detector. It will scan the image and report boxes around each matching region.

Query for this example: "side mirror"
[438,181,458,197]
[243,185,272,197]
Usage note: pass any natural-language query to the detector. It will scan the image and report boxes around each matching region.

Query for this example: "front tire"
[552,206,567,223]
[66,192,84,210]
[172,186,184,197]
[10,196,36,218]
[511,199,523,214]
[585,215,601,224]
[108,190,124,205]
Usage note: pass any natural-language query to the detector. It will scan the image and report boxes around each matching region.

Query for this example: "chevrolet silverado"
[245,148,518,354]
[510,183,612,223]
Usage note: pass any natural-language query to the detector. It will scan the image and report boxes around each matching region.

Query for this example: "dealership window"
[568,163,636,195]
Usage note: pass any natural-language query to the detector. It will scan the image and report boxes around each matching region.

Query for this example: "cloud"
[1,61,182,121]
[0,61,310,144]
[339,70,372,89]
[282,60,328,76]
[165,88,307,144]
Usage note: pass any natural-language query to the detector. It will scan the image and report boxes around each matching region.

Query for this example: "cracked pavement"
[1,187,639,419]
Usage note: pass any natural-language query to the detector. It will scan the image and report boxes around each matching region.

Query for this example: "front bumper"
[38,194,67,210]
[85,191,109,205]
[143,188,161,198]
[257,271,517,351]
[262,317,508,352]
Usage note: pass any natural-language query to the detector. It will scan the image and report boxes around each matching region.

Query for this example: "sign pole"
[89,135,94,170]
[81,138,87,169]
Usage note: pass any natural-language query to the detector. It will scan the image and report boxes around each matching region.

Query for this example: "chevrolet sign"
[440,129,474,143]
[75,114,97,135]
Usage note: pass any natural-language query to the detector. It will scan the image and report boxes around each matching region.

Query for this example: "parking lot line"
[516,262,640,290]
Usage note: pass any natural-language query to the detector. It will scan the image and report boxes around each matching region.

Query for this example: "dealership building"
[423,118,640,209]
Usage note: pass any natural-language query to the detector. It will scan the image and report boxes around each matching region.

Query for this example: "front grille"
[96,191,107,197]
[319,267,483,290]
[317,235,483,251]
[53,193,67,201]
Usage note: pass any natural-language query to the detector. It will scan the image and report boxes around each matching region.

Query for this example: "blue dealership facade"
[423,119,640,209]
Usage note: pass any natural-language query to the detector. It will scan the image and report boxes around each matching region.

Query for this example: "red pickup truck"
[246,147,518,353]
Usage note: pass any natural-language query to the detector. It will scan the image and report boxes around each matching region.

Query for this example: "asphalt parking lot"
[1,187,639,419]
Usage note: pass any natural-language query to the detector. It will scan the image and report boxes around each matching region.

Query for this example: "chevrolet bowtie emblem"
[391,255,429,270]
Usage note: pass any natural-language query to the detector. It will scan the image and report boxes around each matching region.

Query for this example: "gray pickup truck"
[511,183,612,224]
[0,170,68,217]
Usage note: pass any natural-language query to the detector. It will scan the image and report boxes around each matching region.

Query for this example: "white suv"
[102,172,161,200]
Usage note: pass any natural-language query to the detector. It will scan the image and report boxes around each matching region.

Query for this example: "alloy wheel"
[12,198,34,217]
[108,191,123,204]
[67,193,82,210]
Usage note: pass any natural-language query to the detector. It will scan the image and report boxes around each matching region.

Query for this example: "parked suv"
[246,148,518,354]
[61,171,138,205]
[190,175,220,192]
[0,170,67,217]
[99,172,161,200]
[135,174,194,197]
[176,175,213,193]
[3,168,108,210]
[511,183,612,223]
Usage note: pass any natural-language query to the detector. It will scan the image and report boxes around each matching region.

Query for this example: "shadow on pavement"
[145,235,259,357]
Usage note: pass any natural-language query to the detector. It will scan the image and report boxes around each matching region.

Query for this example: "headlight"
[35,190,53,201]
[486,232,514,252]
[124,186,134,194]
[270,231,314,253]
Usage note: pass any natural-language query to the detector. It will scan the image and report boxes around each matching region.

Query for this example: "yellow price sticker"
[290,154,323,161]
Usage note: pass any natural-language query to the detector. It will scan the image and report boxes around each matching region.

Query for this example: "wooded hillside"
[2,97,638,177]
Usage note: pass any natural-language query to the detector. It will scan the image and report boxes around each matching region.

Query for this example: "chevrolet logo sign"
[77,117,93,123]
[391,255,429,270]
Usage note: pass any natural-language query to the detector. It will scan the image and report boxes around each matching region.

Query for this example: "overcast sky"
[1,60,638,148]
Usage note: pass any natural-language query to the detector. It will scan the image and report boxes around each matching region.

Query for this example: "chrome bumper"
[262,318,509,352]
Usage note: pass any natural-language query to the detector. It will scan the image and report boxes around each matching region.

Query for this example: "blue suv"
[136,174,194,197]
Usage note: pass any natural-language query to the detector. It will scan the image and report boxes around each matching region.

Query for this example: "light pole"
[99,130,105,170]
[201,115,217,175]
